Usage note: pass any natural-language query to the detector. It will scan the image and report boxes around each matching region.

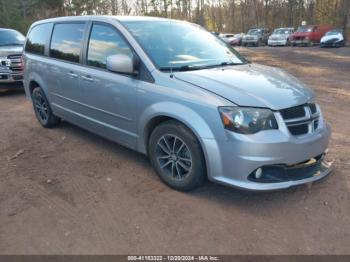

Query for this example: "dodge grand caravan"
[23,16,333,191]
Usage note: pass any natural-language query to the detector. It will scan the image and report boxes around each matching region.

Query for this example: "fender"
[137,102,224,181]
[138,102,216,151]
[24,71,50,101]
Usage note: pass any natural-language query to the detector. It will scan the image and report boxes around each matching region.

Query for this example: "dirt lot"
[0,46,349,255]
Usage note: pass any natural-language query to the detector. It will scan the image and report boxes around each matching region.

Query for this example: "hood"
[0,45,23,58]
[321,34,342,42]
[174,64,314,110]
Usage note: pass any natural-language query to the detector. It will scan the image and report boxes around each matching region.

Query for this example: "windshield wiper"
[159,61,244,72]
[219,61,242,66]
[0,43,23,46]
[159,65,206,72]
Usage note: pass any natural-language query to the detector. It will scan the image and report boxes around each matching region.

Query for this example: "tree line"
[0,0,349,38]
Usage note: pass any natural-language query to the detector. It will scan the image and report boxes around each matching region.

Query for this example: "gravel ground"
[0,46,349,255]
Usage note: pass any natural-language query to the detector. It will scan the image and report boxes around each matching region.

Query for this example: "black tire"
[31,87,60,128]
[148,120,206,191]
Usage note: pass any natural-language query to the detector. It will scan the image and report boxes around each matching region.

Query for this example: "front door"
[76,23,138,149]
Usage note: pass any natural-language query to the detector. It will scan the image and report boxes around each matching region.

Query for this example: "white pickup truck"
[0,28,25,89]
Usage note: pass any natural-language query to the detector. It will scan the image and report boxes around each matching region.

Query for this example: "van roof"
[31,15,176,26]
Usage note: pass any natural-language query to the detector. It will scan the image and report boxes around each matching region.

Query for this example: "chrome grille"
[280,103,320,136]
[7,54,23,72]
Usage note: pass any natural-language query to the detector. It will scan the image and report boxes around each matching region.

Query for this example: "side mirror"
[106,54,138,75]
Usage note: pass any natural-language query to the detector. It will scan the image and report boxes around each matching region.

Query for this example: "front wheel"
[32,87,60,128]
[148,121,206,191]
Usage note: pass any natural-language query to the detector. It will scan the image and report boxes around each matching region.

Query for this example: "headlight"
[219,107,278,134]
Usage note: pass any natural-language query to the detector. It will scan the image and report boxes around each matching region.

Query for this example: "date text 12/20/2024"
[127,256,219,261]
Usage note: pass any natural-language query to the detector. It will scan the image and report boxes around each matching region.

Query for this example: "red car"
[290,25,333,46]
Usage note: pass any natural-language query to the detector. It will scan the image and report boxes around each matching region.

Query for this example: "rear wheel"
[148,121,206,191]
[32,87,60,128]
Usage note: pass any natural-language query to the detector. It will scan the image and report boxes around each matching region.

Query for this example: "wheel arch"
[138,102,216,154]
[138,102,223,182]
[24,72,49,101]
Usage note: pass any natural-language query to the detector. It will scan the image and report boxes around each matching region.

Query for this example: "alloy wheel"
[33,91,48,122]
[155,135,192,180]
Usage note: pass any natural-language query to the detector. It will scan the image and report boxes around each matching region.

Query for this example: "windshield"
[122,21,247,71]
[247,29,261,35]
[0,30,25,46]
[273,29,291,35]
[326,31,341,36]
[297,26,313,33]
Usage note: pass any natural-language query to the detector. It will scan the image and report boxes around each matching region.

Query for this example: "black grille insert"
[288,124,308,135]
[309,103,317,114]
[280,105,305,120]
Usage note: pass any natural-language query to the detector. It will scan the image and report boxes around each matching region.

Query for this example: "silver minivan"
[23,16,333,191]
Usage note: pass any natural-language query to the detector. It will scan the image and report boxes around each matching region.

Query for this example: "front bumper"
[268,39,287,46]
[0,68,23,87]
[242,39,258,45]
[291,39,312,46]
[203,119,332,191]
[320,41,343,47]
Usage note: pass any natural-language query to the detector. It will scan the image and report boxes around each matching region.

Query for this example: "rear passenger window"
[50,23,85,63]
[87,24,133,69]
[25,23,52,55]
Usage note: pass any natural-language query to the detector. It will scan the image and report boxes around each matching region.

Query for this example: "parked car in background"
[228,33,245,46]
[24,16,332,191]
[0,28,25,89]
[219,33,235,43]
[242,28,269,46]
[320,29,345,47]
[290,25,332,46]
[268,27,294,46]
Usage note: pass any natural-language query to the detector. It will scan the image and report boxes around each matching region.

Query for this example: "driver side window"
[87,24,133,69]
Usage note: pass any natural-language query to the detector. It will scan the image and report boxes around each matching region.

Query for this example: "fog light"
[255,168,263,179]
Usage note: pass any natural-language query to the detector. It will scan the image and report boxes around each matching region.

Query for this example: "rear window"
[50,23,85,63]
[25,23,52,55]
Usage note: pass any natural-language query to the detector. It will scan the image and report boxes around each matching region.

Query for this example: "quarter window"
[50,23,85,63]
[87,24,133,69]
[25,23,52,55]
